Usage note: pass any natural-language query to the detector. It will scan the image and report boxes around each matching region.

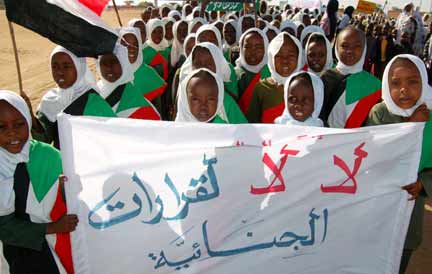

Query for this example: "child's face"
[151,26,164,44]
[185,39,196,57]
[187,76,219,122]
[242,17,255,33]
[274,36,298,77]
[287,77,315,122]
[121,33,139,63]
[337,29,364,66]
[100,54,122,83]
[307,40,327,73]
[243,32,265,66]
[165,22,174,41]
[197,30,219,47]
[223,24,237,45]
[134,21,147,43]
[191,22,203,33]
[389,59,422,109]
[192,47,216,73]
[162,7,170,18]
[51,52,78,89]
[302,15,311,26]
[0,101,29,154]
[266,30,277,42]
[185,5,193,16]
[141,10,151,23]
[177,22,188,43]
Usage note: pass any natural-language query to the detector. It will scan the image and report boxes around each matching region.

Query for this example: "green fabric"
[161,45,172,65]
[224,93,248,124]
[224,49,231,63]
[134,63,166,97]
[261,65,271,79]
[246,78,284,123]
[143,46,157,65]
[117,83,152,113]
[83,93,117,118]
[225,63,239,98]
[419,116,432,171]
[212,116,229,124]
[26,140,62,203]
[345,71,381,105]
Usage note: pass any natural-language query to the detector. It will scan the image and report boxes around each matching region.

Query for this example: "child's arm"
[407,104,430,123]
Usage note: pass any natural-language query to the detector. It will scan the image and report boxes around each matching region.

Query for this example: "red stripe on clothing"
[345,89,381,129]
[78,0,110,16]
[262,103,285,124]
[150,52,169,80]
[143,83,168,101]
[129,107,161,120]
[239,73,261,114]
[50,185,74,274]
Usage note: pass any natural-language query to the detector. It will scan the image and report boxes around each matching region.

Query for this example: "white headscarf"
[382,54,432,117]
[188,17,207,34]
[263,25,281,38]
[127,19,147,48]
[275,71,324,126]
[38,46,96,122]
[280,20,298,36]
[305,32,333,75]
[196,24,223,50]
[183,33,197,57]
[162,17,176,45]
[187,6,203,21]
[223,19,240,49]
[0,90,32,216]
[171,20,188,67]
[146,19,169,52]
[159,4,171,18]
[236,28,269,74]
[118,27,144,72]
[97,44,134,98]
[300,25,325,45]
[180,42,231,84]
[335,29,367,75]
[268,32,304,85]
[168,10,181,21]
[238,14,255,32]
[175,68,226,123]
[182,4,192,19]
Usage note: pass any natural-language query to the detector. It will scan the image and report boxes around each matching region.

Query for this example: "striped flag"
[5,0,118,57]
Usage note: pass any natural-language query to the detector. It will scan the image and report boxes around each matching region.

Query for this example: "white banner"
[58,115,423,274]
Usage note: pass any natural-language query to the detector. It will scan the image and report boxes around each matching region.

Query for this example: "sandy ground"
[0,8,431,274]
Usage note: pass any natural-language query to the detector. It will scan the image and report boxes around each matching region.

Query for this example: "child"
[263,25,280,42]
[320,26,381,128]
[33,46,116,148]
[143,19,170,81]
[128,19,146,46]
[170,20,188,68]
[188,17,207,34]
[300,25,325,47]
[0,90,78,274]
[275,71,324,126]
[235,28,271,114]
[238,14,256,33]
[305,32,333,75]
[247,32,304,123]
[366,54,432,274]
[161,17,176,66]
[175,68,228,123]
[97,45,161,120]
[280,21,297,36]
[196,24,223,50]
[223,19,239,63]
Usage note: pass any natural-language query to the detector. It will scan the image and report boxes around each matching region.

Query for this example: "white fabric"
[196,24,223,50]
[183,33,197,57]
[335,31,367,76]
[300,25,325,45]
[188,17,207,34]
[182,4,192,19]
[146,19,169,52]
[180,42,231,83]
[118,27,144,72]
[38,46,95,122]
[171,20,187,67]
[187,6,202,21]
[97,44,134,98]
[168,10,181,20]
[263,25,281,38]
[127,18,145,43]
[268,32,304,85]
[58,114,422,274]
[305,32,333,75]
[0,90,31,216]
[382,54,432,117]
[238,14,255,32]
[337,14,351,30]
[236,28,269,74]
[162,17,176,45]
[280,20,298,36]
[275,71,324,126]
[175,68,225,123]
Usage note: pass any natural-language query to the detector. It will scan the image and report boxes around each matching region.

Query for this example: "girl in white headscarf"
[222,19,239,63]
[143,19,170,80]
[275,71,324,126]
[162,17,176,47]
[246,32,304,123]
[170,20,189,68]
[35,46,116,148]
[366,54,432,274]
[168,10,181,21]
[305,32,333,75]
[300,25,325,47]
[280,20,297,36]
[263,25,280,42]
[238,14,256,33]
[196,24,223,50]
[0,90,78,274]
[127,19,147,47]
[188,17,207,34]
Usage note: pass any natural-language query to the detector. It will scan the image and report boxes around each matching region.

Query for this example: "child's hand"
[408,104,430,123]
[401,181,424,200]
[46,214,79,234]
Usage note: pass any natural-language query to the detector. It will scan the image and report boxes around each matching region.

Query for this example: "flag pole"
[112,0,123,26]
[7,21,24,95]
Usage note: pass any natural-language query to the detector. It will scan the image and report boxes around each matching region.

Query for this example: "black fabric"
[319,69,348,124]
[5,0,117,58]
[3,164,60,274]
[105,84,126,108]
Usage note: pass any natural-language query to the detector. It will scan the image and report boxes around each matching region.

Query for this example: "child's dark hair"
[307,33,326,46]
[339,25,366,44]
[192,45,211,60]
[187,70,217,91]
[290,73,312,89]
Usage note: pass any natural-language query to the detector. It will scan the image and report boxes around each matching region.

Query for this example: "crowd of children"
[1,1,432,273]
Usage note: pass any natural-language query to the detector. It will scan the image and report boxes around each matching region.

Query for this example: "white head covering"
[187,6,203,21]
[236,28,269,74]
[118,27,144,72]
[97,44,134,98]
[382,54,432,117]
[196,24,223,50]
[263,25,281,38]
[335,28,367,75]
[223,19,240,48]
[280,20,298,36]
[275,71,324,126]
[171,20,188,67]
[268,32,304,85]
[168,10,181,20]
[300,25,325,45]
[305,32,333,75]
[38,46,96,122]
[182,4,192,19]
[0,90,32,216]
[183,33,197,57]
[188,17,207,34]
[127,18,146,44]
[238,14,255,32]
[179,42,231,84]
[162,17,176,45]
[146,18,169,52]
[159,4,171,18]
[175,68,226,123]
